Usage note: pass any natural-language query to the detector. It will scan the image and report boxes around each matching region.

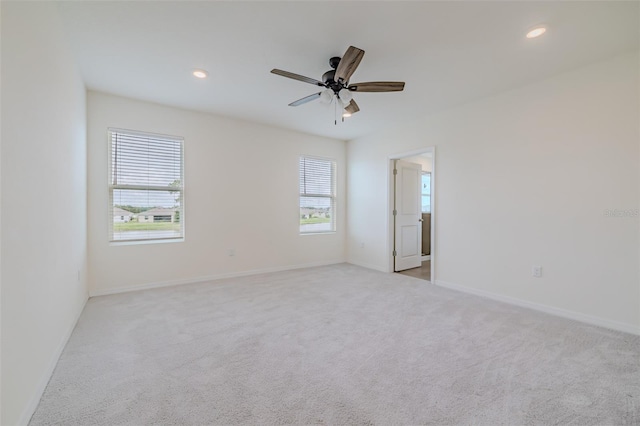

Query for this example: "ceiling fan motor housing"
[322,70,336,85]
[323,56,347,93]
[322,69,346,93]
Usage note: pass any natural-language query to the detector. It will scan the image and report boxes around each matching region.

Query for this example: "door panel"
[401,225,419,256]
[401,169,419,213]
[394,160,422,271]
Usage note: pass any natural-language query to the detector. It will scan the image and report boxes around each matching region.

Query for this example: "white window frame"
[108,128,184,244]
[299,155,336,234]
[421,171,431,214]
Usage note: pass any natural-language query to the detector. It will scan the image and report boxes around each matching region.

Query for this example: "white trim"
[299,231,336,236]
[299,156,337,235]
[421,255,430,261]
[435,279,640,336]
[20,296,88,425]
[389,147,435,159]
[107,128,185,244]
[347,259,389,273]
[89,259,345,297]
[110,237,184,246]
[387,146,436,279]
[107,127,183,142]
[430,148,435,283]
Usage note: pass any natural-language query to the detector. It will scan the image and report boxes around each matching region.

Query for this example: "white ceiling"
[56,1,639,141]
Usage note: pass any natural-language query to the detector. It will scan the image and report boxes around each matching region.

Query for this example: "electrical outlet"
[532,265,542,278]
[228,249,235,257]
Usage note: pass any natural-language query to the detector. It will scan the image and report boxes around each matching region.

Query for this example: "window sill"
[109,238,185,246]
[300,231,336,236]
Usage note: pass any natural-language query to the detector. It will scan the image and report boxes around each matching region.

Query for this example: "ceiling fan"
[271,46,405,123]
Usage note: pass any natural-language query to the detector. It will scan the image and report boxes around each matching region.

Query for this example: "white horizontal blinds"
[109,129,184,242]
[111,132,181,187]
[300,157,334,196]
[299,156,336,233]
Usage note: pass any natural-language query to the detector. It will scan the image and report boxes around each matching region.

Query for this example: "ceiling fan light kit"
[271,45,405,124]
[320,89,334,104]
[338,88,353,104]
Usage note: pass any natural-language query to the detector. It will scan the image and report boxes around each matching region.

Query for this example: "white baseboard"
[421,255,430,261]
[19,295,89,425]
[90,259,346,297]
[435,279,640,336]
[346,259,389,273]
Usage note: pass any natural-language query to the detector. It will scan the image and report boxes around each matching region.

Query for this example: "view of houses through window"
[109,129,184,242]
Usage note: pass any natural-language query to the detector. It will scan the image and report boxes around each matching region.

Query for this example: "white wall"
[0,3,3,421]
[88,92,346,295]
[0,4,3,423]
[347,52,640,333]
[1,3,88,425]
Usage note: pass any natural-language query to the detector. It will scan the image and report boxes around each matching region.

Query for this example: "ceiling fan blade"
[288,92,322,107]
[348,81,405,92]
[334,46,365,83]
[271,69,325,86]
[344,99,360,114]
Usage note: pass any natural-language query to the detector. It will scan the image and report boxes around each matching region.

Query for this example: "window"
[108,129,184,242]
[421,172,431,213]
[299,156,336,233]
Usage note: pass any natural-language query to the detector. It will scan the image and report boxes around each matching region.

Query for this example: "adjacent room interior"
[2,1,639,425]
[393,150,434,281]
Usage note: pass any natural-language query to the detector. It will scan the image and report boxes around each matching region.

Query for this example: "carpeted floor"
[30,264,639,425]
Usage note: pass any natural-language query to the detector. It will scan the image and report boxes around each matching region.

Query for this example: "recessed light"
[526,26,547,39]
[192,69,208,79]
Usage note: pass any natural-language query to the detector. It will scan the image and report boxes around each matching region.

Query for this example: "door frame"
[393,159,423,272]
[388,147,436,282]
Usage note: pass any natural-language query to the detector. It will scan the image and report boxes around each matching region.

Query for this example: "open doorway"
[389,148,434,282]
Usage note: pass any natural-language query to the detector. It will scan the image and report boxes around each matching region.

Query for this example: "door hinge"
[393,250,397,256]
[393,168,398,175]
[393,209,397,216]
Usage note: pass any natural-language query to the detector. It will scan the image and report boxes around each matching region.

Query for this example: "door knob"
[418,218,424,222]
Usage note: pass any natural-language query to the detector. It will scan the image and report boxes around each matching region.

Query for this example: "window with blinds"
[299,156,336,234]
[108,129,184,242]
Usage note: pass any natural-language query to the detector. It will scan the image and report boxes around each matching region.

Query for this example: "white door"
[394,160,422,271]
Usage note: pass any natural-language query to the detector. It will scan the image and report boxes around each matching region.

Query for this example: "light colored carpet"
[30,264,639,425]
